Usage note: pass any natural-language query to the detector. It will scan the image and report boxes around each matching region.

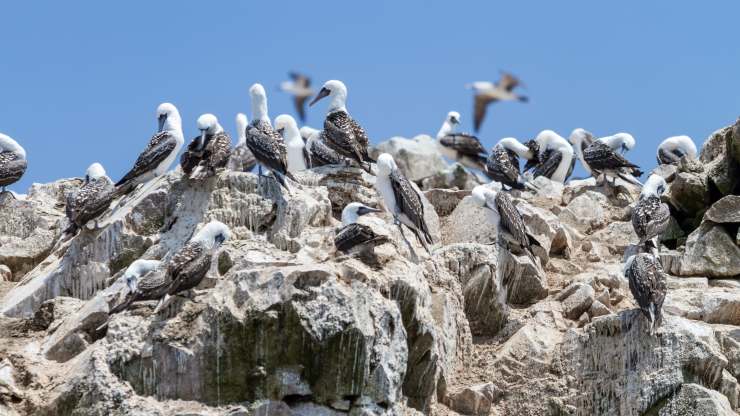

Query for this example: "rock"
[591,221,637,254]
[418,163,480,191]
[500,250,548,306]
[441,196,496,246]
[658,383,735,416]
[31,296,84,331]
[560,283,594,320]
[0,265,11,282]
[667,171,709,223]
[423,188,469,218]
[705,195,740,224]
[664,286,740,325]
[711,279,740,289]
[531,176,564,200]
[562,177,598,205]
[667,277,709,290]
[558,192,607,233]
[681,223,740,278]
[660,250,684,276]
[295,166,377,220]
[577,311,590,327]
[370,135,447,182]
[446,383,499,415]
[701,124,740,197]
[651,163,678,182]
[589,300,611,318]
[42,295,108,362]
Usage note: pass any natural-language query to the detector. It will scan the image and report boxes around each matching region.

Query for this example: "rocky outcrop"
[369,135,447,182]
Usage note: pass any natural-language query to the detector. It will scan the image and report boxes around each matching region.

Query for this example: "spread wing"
[495,191,529,248]
[246,121,290,175]
[0,152,27,186]
[497,72,521,92]
[117,132,177,186]
[290,72,311,88]
[390,169,432,243]
[473,94,494,132]
[294,95,309,123]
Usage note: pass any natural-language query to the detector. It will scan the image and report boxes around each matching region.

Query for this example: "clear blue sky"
[2,1,739,192]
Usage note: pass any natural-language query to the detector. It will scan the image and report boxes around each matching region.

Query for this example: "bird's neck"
[252,97,269,123]
[499,138,532,159]
[285,125,303,146]
[328,92,347,114]
[341,211,358,226]
[437,121,455,139]
[163,114,183,136]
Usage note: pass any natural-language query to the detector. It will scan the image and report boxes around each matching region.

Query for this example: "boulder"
[701,124,740,197]
[559,283,595,320]
[0,265,11,282]
[531,176,564,200]
[658,383,735,416]
[418,163,480,191]
[370,135,447,182]
[423,188,469,217]
[445,383,499,415]
[681,223,740,278]
[651,163,678,182]
[558,192,607,233]
[704,195,740,224]
[42,295,108,362]
[667,171,709,223]
[295,166,378,220]
[441,196,496,246]
[664,286,740,325]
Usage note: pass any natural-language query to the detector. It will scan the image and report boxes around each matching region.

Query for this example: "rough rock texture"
[681,223,740,277]
[369,135,447,182]
[658,383,735,416]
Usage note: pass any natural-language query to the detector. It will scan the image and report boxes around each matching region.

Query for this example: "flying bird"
[436,111,488,174]
[486,137,536,190]
[227,113,257,173]
[334,202,389,252]
[656,135,698,165]
[64,162,114,235]
[180,114,232,180]
[631,174,670,254]
[375,153,434,253]
[116,103,184,194]
[310,80,374,173]
[304,129,350,168]
[109,259,164,314]
[467,72,528,132]
[624,253,667,336]
[568,128,596,176]
[245,83,298,191]
[279,72,314,123]
[0,133,27,197]
[583,134,643,186]
[274,114,308,173]
[523,130,575,183]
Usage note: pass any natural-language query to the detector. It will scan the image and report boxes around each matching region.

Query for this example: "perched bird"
[436,111,488,174]
[466,72,528,132]
[116,103,184,194]
[375,153,434,253]
[656,135,698,165]
[598,132,636,155]
[583,134,643,186]
[304,129,350,168]
[0,133,27,196]
[334,202,389,252]
[631,174,670,254]
[274,114,307,173]
[309,80,374,172]
[109,259,164,314]
[245,83,297,191]
[568,128,596,176]
[279,72,314,122]
[227,113,257,173]
[299,126,318,143]
[64,162,114,235]
[486,137,536,190]
[624,253,667,336]
[181,114,232,180]
[523,130,575,183]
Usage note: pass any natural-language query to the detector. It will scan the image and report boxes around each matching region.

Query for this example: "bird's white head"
[376,153,397,177]
[274,114,300,141]
[157,103,182,133]
[535,130,569,152]
[300,126,319,142]
[123,259,161,293]
[662,135,698,160]
[640,174,667,198]
[447,111,461,125]
[309,80,348,113]
[0,133,26,159]
[249,83,269,122]
[341,202,382,225]
[85,162,107,182]
[194,220,231,249]
[197,113,222,134]
[235,113,248,143]
[437,111,461,139]
[569,128,593,146]
[615,133,635,152]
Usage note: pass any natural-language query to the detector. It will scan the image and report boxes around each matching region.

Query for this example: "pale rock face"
[681,223,740,277]
[658,383,735,416]
[558,191,608,233]
[369,135,448,182]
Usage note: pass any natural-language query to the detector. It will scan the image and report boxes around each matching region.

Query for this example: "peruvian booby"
[304,129,350,168]
[279,72,314,122]
[245,83,298,191]
[64,163,114,235]
[466,72,528,132]
[486,137,536,190]
[227,113,257,173]
[116,103,184,193]
[109,259,164,314]
[436,111,488,174]
[656,135,698,165]
[0,133,27,196]
[599,133,636,155]
[181,114,232,180]
[631,174,670,253]
[568,128,596,176]
[334,202,389,252]
[624,253,667,336]
[583,134,643,186]
[309,80,375,172]
[523,130,575,183]
[274,114,307,173]
[376,153,434,253]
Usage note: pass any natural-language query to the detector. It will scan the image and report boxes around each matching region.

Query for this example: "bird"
[375,153,433,253]
[245,83,298,191]
[274,114,307,173]
[568,128,596,176]
[180,114,232,180]
[631,174,671,254]
[583,134,643,187]
[0,133,27,197]
[486,137,536,190]
[304,129,350,168]
[116,103,184,194]
[656,135,698,165]
[309,80,375,173]
[279,72,314,123]
[523,130,575,183]
[598,132,636,156]
[435,111,489,174]
[227,113,257,173]
[299,126,319,143]
[64,162,115,235]
[470,184,540,261]
[466,72,528,132]
[109,259,164,314]
[334,202,389,252]
[624,253,667,336]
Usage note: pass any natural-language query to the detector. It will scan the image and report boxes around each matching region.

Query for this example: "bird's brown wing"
[498,72,521,92]
[495,191,529,249]
[474,94,495,132]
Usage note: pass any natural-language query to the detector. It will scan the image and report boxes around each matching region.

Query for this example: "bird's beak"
[451,118,459,125]
[158,114,167,132]
[199,130,207,146]
[309,87,330,106]
[215,233,226,245]
[357,206,382,216]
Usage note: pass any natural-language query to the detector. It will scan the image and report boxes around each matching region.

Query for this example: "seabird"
[0,133,27,196]
[116,103,184,194]
[466,72,528,132]
[64,162,114,235]
[334,202,389,252]
[309,80,375,172]
[279,72,314,122]
[109,259,164,314]
[227,113,257,172]
[624,253,667,336]
[375,153,434,253]
[245,83,298,191]
[304,129,350,168]
[582,134,643,186]
[486,137,536,190]
[568,128,596,176]
[523,130,575,183]
[274,114,307,173]
[299,126,318,143]
[436,111,488,174]
[631,174,670,254]
[181,114,232,180]
[656,135,698,165]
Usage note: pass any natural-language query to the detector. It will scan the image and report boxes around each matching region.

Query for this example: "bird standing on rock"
[582,134,643,187]
[64,162,114,235]
[274,114,307,173]
[631,174,671,255]
[0,133,27,198]
[436,111,489,177]
[227,113,257,173]
[334,202,389,252]
[624,253,667,336]
[523,130,575,184]
[486,137,536,190]
[180,114,232,180]
[656,135,698,165]
[109,259,164,314]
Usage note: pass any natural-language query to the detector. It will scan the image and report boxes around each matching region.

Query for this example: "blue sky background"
[2,1,739,192]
